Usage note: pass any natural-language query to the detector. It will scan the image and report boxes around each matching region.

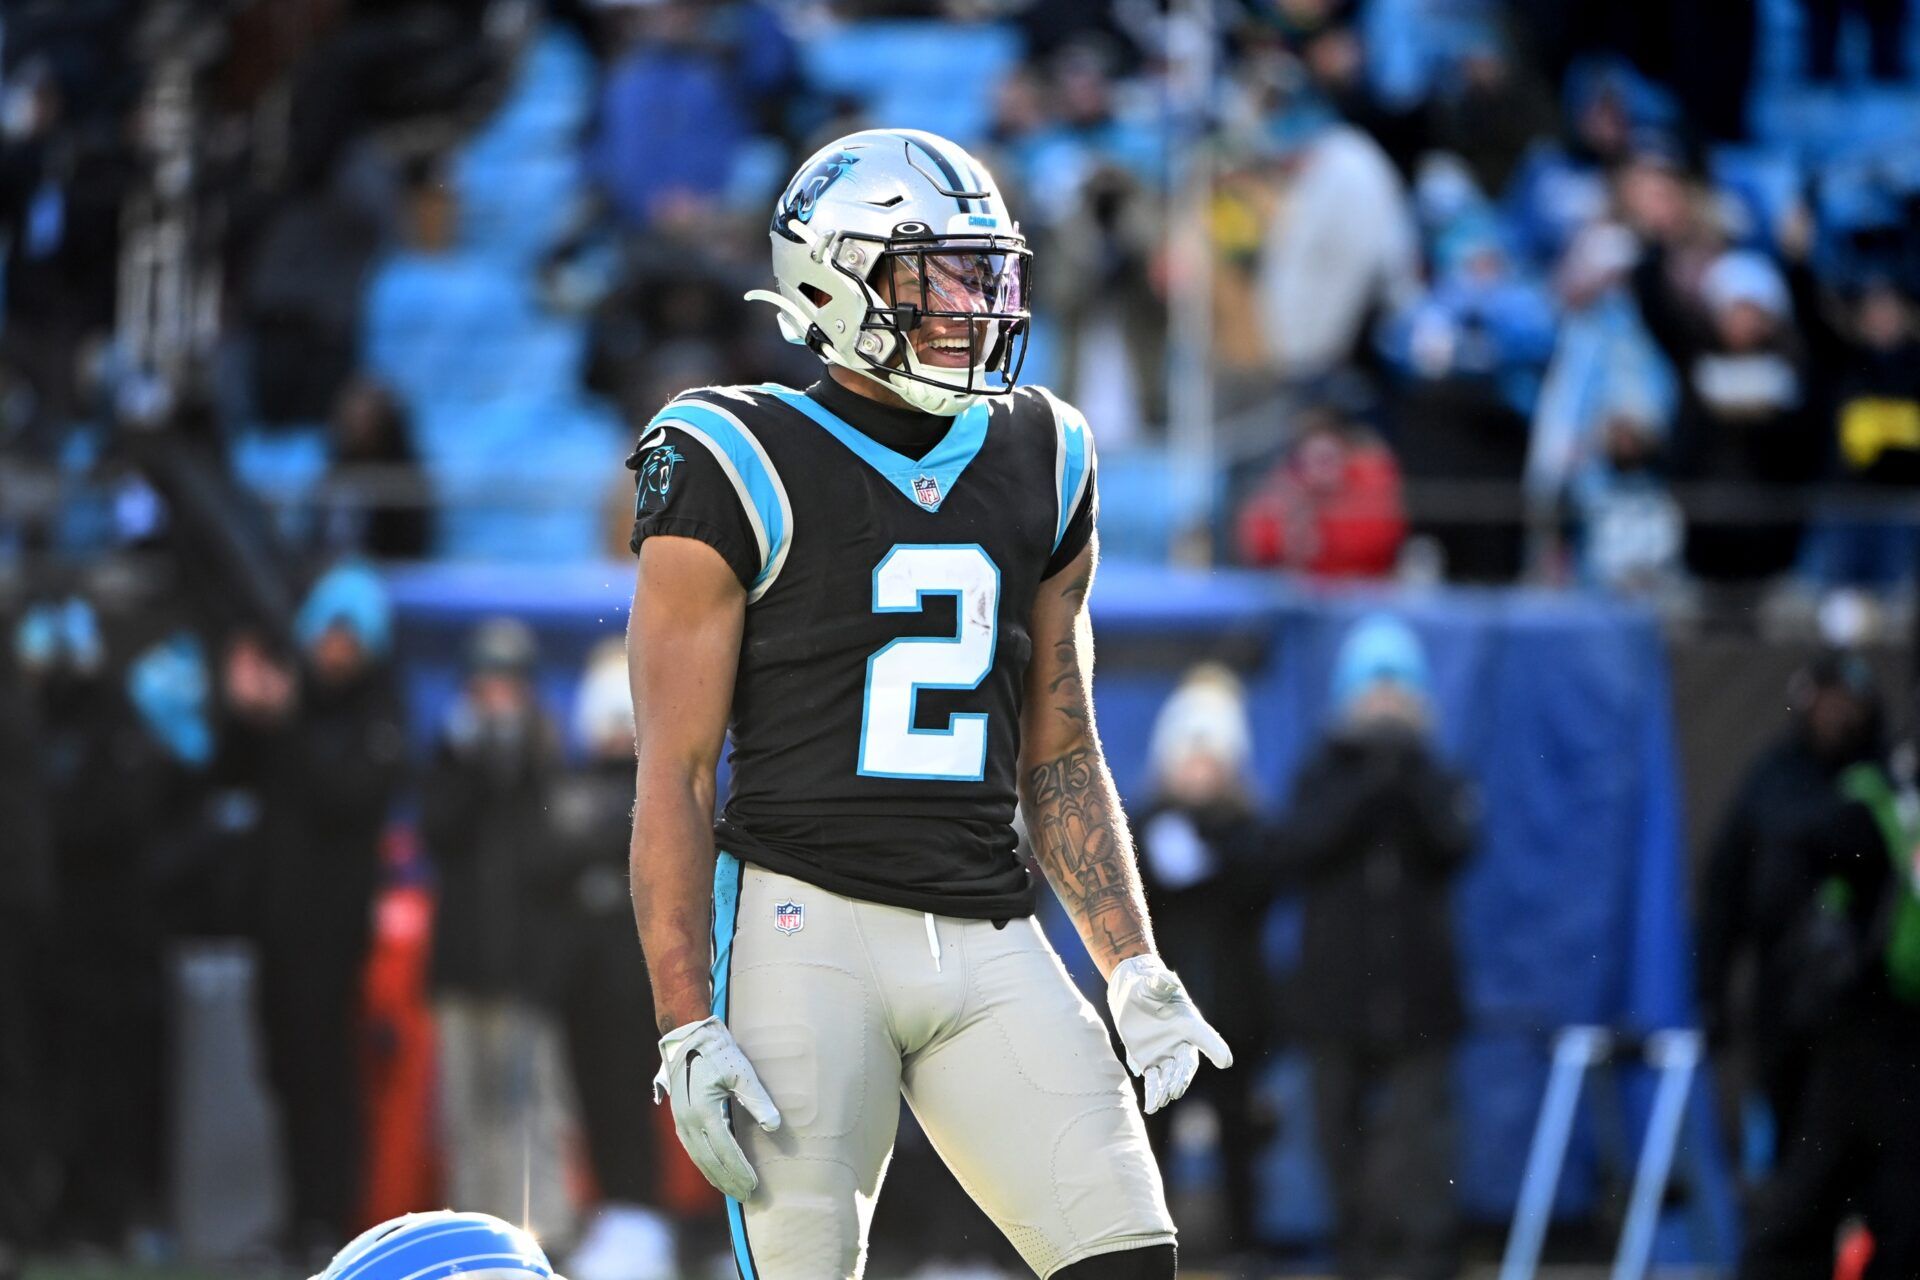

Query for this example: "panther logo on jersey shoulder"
[912,474,941,508]
[635,442,686,516]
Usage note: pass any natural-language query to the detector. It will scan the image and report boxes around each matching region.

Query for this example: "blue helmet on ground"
[312,1211,561,1280]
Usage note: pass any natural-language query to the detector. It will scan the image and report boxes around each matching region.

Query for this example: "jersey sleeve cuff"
[631,516,759,590]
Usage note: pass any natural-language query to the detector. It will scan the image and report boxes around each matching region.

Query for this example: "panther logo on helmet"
[774,151,859,241]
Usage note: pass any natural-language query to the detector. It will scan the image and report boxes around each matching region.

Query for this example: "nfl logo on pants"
[774,901,805,934]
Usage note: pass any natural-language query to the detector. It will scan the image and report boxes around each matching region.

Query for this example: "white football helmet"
[310,1210,563,1280]
[747,128,1031,416]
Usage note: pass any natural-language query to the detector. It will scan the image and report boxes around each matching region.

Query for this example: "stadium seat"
[442,29,594,267]
[1708,146,1804,248]
[362,253,580,408]
[1095,445,1217,564]
[229,424,332,544]
[416,395,625,563]
[800,21,1022,145]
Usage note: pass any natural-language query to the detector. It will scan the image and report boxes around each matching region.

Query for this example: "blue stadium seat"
[453,150,584,266]
[363,253,583,409]
[1094,445,1216,564]
[229,425,332,501]
[417,396,625,563]
[1707,146,1803,248]
[229,424,333,544]
[449,29,594,266]
[465,28,595,158]
[1751,85,1920,159]
[800,21,1023,146]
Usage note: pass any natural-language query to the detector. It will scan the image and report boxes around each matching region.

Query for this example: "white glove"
[652,1016,782,1199]
[1107,954,1234,1115]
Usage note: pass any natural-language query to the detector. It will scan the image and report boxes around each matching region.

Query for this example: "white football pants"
[709,852,1174,1279]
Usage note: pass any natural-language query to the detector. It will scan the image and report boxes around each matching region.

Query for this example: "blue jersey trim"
[1055,425,1088,551]
[710,852,758,1280]
[1037,389,1093,552]
[648,398,793,604]
[711,851,741,1023]
[767,388,988,513]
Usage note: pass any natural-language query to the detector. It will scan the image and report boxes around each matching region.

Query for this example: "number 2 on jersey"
[859,544,1000,781]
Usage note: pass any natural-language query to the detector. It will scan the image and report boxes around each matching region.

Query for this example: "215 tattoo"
[1026,746,1153,969]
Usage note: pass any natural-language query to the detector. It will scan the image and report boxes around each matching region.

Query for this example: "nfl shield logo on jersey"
[912,474,941,508]
[774,901,805,935]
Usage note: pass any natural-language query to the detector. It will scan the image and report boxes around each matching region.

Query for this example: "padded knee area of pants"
[743,1160,865,1276]
[1052,1242,1176,1279]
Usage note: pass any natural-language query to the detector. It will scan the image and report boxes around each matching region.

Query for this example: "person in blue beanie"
[1273,615,1478,1280]
[249,560,407,1265]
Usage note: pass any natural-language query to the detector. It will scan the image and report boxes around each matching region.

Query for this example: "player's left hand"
[1107,954,1233,1114]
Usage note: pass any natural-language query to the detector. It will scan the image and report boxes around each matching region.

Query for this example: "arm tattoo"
[1023,561,1153,970]
[1046,570,1091,729]
[1026,746,1150,966]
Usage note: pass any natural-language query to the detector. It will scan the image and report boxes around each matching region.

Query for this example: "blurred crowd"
[0,0,1916,624]
[0,556,682,1276]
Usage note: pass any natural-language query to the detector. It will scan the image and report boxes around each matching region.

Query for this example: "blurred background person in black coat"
[1694,650,1882,1167]
[421,616,576,1242]
[252,562,406,1260]
[1736,708,1920,1280]
[0,634,54,1280]
[1274,615,1478,1280]
[1133,663,1275,1259]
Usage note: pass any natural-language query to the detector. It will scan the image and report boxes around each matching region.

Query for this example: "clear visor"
[878,247,1028,318]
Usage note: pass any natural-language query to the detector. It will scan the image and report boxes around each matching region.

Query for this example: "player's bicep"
[1021,534,1099,769]
[628,535,745,778]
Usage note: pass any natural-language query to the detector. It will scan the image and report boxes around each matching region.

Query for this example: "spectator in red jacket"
[1236,404,1408,576]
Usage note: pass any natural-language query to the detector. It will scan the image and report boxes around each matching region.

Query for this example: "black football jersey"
[627,375,1097,918]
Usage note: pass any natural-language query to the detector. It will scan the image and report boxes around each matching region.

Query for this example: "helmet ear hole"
[799,283,832,307]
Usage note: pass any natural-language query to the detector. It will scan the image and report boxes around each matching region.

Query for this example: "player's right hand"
[653,1015,783,1200]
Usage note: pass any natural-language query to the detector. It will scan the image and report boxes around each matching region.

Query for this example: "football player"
[627,128,1231,1279]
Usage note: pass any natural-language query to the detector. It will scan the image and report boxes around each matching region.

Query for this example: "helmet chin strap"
[891,347,981,416]
[835,346,978,417]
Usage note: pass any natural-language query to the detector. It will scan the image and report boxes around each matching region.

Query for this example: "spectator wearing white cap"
[1132,664,1275,1256]
[1633,240,1818,584]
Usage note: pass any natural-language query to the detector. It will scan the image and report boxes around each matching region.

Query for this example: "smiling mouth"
[914,332,977,368]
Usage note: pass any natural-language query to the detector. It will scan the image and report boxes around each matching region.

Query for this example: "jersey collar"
[768,385,989,513]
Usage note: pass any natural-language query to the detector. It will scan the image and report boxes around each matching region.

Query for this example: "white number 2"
[859,544,1000,781]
